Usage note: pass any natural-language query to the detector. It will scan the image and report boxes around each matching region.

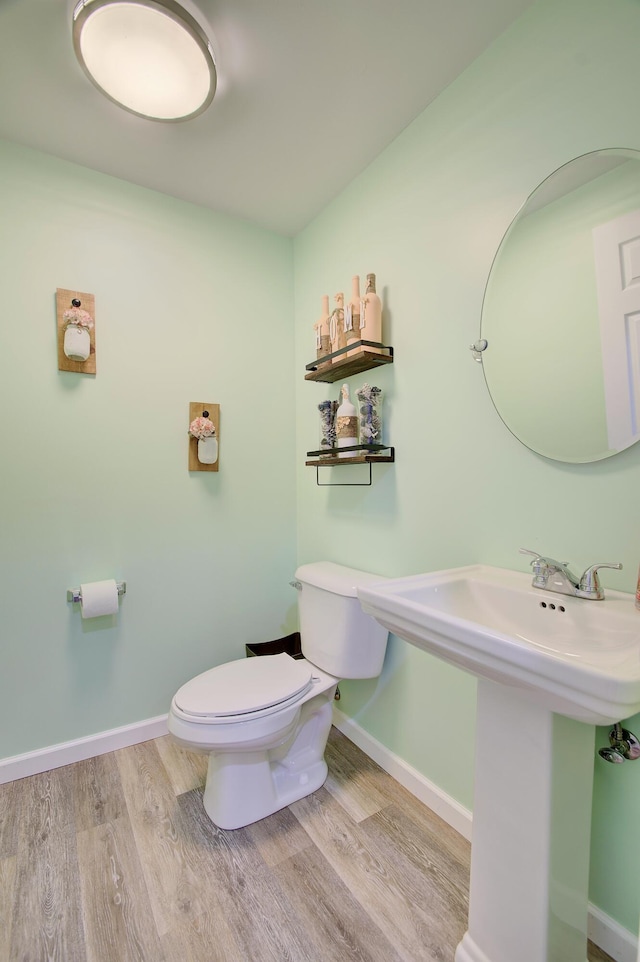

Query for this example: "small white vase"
[336,383,357,458]
[63,323,90,362]
[197,436,218,464]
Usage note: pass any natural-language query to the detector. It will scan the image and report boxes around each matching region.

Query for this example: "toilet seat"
[172,652,314,724]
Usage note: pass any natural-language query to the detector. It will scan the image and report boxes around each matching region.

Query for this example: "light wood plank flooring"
[0,727,614,961]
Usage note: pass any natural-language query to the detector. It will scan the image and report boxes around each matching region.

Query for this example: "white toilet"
[168,562,388,830]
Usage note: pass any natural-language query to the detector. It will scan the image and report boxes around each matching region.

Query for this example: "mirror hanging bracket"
[469,339,488,362]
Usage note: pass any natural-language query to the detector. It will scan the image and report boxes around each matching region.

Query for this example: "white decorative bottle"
[336,383,357,458]
[345,275,361,356]
[361,273,382,353]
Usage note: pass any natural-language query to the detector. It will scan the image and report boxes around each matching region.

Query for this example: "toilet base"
[202,689,335,830]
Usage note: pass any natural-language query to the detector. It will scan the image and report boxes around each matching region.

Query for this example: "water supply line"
[598,723,640,763]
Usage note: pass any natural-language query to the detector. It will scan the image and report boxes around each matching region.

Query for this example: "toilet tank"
[294,562,389,678]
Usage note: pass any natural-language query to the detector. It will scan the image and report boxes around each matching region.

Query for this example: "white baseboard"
[0,714,169,785]
[332,706,638,962]
[332,705,473,840]
[588,903,638,962]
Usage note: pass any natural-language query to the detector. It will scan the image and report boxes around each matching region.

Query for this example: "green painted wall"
[0,138,297,757]
[2,0,640,944]
[294,0,640,937]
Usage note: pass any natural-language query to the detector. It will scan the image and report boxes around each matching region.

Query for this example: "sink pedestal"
[456,679,595,962]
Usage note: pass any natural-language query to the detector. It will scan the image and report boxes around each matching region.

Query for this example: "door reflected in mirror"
[481,148,640,462]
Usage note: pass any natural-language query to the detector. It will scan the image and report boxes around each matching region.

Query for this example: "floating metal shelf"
[305,444,394,485]
[305,443,394,464]
[305,340,393,383]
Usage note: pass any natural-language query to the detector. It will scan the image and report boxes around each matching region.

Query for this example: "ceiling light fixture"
[72,0,217,122]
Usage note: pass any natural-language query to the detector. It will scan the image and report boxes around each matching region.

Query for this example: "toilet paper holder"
[67,582,127,604]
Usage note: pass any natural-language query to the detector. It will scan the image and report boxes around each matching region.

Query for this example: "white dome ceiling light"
[72,0,217,122]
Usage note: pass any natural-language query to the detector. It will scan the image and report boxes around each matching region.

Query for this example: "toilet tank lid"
[295,562,387,598]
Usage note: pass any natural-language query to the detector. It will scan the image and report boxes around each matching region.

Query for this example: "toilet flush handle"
[290,580,302,590]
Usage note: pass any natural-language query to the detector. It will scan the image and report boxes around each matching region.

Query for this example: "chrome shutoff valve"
[598,723,640,763]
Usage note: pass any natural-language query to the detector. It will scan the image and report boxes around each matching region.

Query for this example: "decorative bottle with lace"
[345,275,361,356]
[329,292,346,361]
[361,273,382,353]
[315,294,331,369]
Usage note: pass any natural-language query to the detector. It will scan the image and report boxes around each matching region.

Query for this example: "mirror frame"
[479,147,640,463]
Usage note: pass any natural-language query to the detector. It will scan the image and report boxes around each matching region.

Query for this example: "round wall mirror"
[480,148,640,462]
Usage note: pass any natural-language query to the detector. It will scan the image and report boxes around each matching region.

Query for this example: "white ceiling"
[0,0,534,235]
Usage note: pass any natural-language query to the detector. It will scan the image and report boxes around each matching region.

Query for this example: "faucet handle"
[520,548,558,589]
[519,548,569,570]
[578,562,623,599]
[519,548,546,577]
[519,547,541,560]
[519,548,549,567]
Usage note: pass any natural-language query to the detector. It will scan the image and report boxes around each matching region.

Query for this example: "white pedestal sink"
[358,564,640,962]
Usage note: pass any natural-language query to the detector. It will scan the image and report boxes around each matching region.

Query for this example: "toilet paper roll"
[80,579,119,619]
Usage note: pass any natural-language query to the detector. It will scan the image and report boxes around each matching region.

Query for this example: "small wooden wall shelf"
[189,401,220,472]
[305,444,394,486]
[305,340,393,383]
[305,444,395,467]
[56,288,96,374]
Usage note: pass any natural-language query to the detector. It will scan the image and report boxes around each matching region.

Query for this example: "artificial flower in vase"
[63,301,94,362]
[318,399,338,458]
[189,414,218,464]
[356,383,383,452]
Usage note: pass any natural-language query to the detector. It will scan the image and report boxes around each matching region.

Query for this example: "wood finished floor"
[0,727,614,962]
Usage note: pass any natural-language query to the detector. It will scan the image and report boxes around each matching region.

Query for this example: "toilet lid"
[173,653,313,718]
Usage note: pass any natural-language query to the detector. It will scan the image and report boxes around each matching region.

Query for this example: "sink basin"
[358,564,640,724]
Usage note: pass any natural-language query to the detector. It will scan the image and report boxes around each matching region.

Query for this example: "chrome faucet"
[519,548,622,601]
